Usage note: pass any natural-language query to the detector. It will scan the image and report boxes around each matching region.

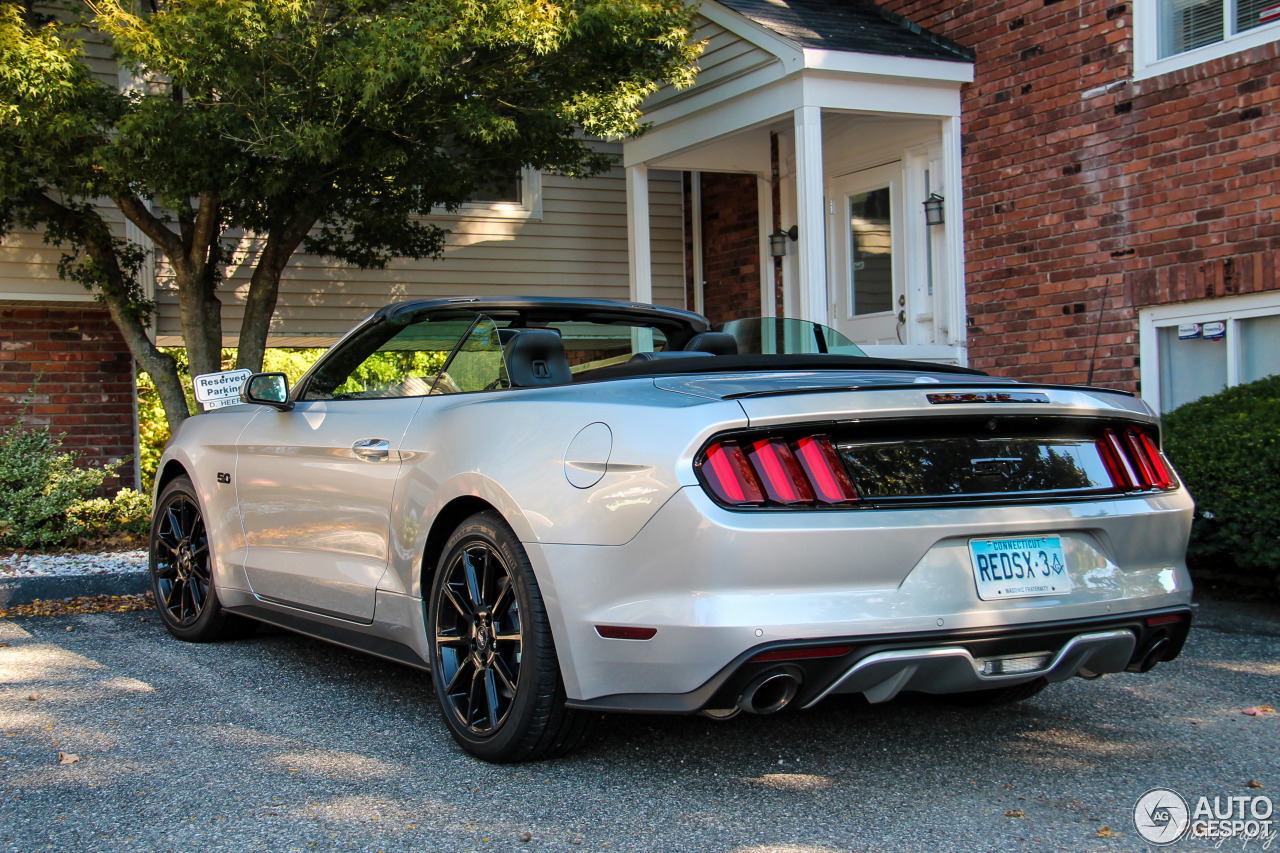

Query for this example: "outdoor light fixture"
[923,192,945,226]
[769,225,799,257]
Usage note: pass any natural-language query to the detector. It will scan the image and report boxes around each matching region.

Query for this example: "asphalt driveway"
[1,598,1276,853]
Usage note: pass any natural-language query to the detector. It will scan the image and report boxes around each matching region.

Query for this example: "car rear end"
[550,376,1193,715]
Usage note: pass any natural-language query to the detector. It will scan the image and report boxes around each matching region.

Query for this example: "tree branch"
[113,192,184,260]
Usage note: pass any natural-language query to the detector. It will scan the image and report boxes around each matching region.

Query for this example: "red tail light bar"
[698,435,858,507]
[1097,427,1177,492]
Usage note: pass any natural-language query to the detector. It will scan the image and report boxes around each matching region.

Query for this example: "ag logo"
[1134,788,1190,845]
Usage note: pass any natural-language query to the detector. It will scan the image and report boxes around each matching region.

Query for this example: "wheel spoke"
[491,654,517,695]
[442,582,472,619]
[444,654,474,697]
[434,633,468,648]
[490,581,513,621]
[462,551,484,609]
[482,669,501,729]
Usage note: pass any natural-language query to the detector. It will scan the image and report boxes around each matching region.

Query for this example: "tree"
[0,0,699,431]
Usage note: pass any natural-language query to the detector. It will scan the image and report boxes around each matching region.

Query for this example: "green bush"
[1162,374,1280,587]
[0,418,148,550]
[137,347,325,491]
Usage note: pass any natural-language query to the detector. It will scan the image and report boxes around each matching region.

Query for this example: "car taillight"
[698,435,857,507]
[1097,427,1177,492]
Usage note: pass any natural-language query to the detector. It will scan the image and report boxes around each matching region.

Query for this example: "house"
[2,0,1275,489]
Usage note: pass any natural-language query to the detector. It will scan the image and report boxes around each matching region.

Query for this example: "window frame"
[1134,0,1280,80]
[430,167,544,221]
[1138,290,1280,411]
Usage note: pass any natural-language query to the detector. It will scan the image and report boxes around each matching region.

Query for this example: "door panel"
[829,164,905,345]
[236,398,422,623]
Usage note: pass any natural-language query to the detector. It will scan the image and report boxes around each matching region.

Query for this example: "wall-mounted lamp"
[923,192,945,226]
[769,225,799,257]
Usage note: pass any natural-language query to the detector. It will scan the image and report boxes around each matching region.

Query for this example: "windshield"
[713,318,867,357]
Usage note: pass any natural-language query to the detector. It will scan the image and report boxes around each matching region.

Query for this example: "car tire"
[946,677,1049,707]
[427,511,590,763]
[149,475,253,642]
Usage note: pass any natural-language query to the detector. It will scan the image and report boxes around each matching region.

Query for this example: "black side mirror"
[241,373,293,411]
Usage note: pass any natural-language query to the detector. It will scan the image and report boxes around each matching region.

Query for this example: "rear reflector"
[595,625,658,640]
[750,645,853,663]
[1146,613,1184,627]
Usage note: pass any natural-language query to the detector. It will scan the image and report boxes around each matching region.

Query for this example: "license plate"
[969,536,1073,600]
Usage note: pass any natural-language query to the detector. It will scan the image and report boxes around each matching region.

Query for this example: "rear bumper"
[566,606,1193,713]
[534,485,1194,702]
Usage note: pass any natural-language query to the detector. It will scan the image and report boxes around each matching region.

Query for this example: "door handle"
[352,438,390,461]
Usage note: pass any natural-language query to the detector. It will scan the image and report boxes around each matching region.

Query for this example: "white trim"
[0,292,98,303]
[430,168,544,220]
[626,164,653,305]
[1137,290,1280,409]
[860,343,965,364]
[1133,0,1280,80]
[940,114,967,361]
[801,49,974,83]
[697,2,807,70]
[690,172,705,316]
[627,71,963,168]
[756,174,776,319]
[793,106,827,325]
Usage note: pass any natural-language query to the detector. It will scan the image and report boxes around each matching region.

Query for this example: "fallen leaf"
[57,752,80,765]
[1246,780,1264,789]
[1241,706,1276,716]
[0,593,154,619]
[1004,809,1025,818]
[1097,826,1119,837]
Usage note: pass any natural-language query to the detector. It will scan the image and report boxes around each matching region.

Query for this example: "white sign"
[192,369,252,411]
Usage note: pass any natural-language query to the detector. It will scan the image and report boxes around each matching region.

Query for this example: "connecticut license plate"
[969,535,1073,601]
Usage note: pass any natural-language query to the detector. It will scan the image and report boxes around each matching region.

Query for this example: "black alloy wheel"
[148,476,249,642]
[427,512,589,762]
[433,538,524,736]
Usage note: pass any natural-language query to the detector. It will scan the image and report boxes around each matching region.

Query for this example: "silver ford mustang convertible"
[149,297,1194,762]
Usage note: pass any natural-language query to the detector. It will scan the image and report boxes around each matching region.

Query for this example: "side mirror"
[240,373,293,411]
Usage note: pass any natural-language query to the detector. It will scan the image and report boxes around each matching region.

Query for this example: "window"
[303,312,508,400]
[1138,292,1280,411]
[1135,0,1280,78]
[446,167,543,220]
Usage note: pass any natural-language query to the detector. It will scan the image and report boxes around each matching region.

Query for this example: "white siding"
[645,16,776,111]
[154,157,687,345]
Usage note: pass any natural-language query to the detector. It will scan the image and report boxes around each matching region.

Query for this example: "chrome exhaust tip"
[738,670,800,715]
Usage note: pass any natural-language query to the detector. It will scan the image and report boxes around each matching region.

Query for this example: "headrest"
[503,329,572,387]
[683,331,739,356]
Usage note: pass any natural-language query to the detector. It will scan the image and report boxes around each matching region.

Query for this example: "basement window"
[1138,292,1280,411]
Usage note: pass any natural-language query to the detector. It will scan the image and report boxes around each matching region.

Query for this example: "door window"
[848,188,894,317]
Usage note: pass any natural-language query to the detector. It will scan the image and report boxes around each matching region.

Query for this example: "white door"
[828,164,905,345]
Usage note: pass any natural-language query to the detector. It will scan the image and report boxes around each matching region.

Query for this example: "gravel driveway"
[1,598,1276,853]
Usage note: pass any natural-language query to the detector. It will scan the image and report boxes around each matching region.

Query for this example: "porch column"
[793,106,827,324]
[940,115,968,363]
[626,164,652,305]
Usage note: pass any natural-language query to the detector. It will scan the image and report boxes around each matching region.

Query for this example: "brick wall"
[878,0,1280,390]
[0,306,137,491]
[689,172,763,325]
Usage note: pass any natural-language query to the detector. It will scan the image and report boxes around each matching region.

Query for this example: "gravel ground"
[0,551,146,579]
[0,599,1276,853]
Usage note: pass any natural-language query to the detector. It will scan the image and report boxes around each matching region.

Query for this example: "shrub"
[64,488,153,541]
[0,419,139,550]
[1162,374,1280,588]
[137,347,325,491]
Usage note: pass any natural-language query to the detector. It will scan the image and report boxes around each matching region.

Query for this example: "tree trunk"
[235,215,315,372]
